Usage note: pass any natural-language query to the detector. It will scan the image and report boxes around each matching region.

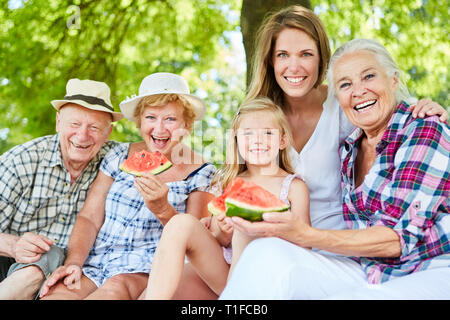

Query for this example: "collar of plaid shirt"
[43,134,107,172]
[343,101,411,152]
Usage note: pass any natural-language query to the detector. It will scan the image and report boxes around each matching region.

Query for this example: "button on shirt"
[0,134,118,248]
[340,102,450,284]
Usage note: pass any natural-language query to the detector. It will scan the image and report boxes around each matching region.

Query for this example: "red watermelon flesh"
[225,180,289,221]
[207,177,246,216]
[119,150,172,176]
[207,177,289,221]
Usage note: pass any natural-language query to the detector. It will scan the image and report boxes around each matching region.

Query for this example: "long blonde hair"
[211,97,295,190]
[246,5,330,110]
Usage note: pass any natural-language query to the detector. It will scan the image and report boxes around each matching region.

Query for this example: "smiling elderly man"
[0,79,123,299]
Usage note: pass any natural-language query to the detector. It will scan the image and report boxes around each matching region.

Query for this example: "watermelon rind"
[207,201,225,216]
[225,198,289,221]
[149,161,173,175]
[207,178,246,216]
[119,160,172,176]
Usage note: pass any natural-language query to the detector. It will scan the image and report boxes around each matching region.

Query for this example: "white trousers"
[219,237,450,300]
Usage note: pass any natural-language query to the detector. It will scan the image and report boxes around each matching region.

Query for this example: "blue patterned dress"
[82,143,216,287]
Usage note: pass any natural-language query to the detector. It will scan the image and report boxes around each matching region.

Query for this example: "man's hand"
[13,232,53,264]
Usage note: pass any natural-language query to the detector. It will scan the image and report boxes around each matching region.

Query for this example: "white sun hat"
[119,72,206,123]
[51,78,123,122]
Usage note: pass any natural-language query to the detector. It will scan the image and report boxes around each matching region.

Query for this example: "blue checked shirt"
[0,134,117,248]
[82,143,216,286]
[340,102,450,284]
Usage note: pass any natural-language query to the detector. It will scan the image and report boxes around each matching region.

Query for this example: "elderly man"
[0,79,123,299]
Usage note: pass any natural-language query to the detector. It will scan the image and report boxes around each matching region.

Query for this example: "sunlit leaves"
[312,0,449,108]
[0,0,243,153]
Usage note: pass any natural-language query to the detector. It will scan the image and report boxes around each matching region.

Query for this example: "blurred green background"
[0,0,448,164]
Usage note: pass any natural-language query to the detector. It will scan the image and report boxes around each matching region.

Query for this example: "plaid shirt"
[0,134,117,248]
[341,102,450,284]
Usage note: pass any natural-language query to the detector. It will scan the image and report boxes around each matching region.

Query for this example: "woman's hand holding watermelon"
[134,172,177,225]
[228,210,312,248]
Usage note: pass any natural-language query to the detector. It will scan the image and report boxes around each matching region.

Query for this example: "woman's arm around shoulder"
[410,98,448,122]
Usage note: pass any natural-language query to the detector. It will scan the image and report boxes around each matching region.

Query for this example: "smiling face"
[236,111,287,166]
[333,50,399,135]
[139,100,188,157]
[272,28,320,100]
[56,103,113,170]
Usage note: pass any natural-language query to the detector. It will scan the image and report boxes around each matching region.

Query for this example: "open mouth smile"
[70,141,91,149]
[152,136,170,148]
[354,99,377,111]
[249,148,269,154]
[285,76,306,84]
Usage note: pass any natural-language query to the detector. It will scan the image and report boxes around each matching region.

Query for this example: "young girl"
[144,97,310,299]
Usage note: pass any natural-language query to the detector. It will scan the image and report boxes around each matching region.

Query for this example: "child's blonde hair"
[211,97,295,190]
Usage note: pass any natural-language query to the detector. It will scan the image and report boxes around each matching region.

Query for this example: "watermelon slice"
[208,177,246,216]
[208,177,290,221]
[119,150,172,176]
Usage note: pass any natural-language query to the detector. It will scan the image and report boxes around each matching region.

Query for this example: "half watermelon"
[208,177,290,221]
[120,150,172,176]
[207,177,246,216]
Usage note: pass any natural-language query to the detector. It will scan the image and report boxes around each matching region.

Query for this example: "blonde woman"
[144,97,310,299]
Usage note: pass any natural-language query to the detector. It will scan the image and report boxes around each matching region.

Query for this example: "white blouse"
[289,96,354,230]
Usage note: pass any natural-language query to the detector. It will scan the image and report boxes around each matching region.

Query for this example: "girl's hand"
[227,210,311,246]
[411,99,448,122]
[216,213,234,233]
[200,216,212,229]
[134,172,174,223]
[208,214,234,247]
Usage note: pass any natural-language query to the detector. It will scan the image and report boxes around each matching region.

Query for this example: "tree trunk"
[240,0,311,87]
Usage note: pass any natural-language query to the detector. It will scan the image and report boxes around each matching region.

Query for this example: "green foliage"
[311,0,449,110]
[0,0,447,162]
[0,0,244,155]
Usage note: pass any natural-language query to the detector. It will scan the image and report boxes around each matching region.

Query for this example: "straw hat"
[119,72,206,122]
[51,79,123,122]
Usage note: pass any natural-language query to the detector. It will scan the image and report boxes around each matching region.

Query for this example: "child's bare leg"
[228,230,256,280]
[172,263,219,300]
[145,214,229,299]
[141,263,218,300]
